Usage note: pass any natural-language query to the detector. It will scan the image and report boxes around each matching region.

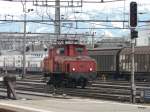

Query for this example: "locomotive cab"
[43,44,97,88]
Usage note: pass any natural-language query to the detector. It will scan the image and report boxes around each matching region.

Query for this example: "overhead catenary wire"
[0,0,150,34]
[0,19,150,30]
[0,0,125,3]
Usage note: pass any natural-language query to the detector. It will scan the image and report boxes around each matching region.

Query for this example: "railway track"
[0,74,148,102]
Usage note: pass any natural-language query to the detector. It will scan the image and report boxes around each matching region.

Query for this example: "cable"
[45,7,53,20]
[1,0,125,3]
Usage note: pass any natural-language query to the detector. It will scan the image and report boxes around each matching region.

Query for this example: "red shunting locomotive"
[43,44,97,88]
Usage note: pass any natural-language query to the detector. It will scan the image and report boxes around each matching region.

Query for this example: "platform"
[0,97,150,112]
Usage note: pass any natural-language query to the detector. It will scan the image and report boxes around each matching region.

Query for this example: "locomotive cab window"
[57,48,65,55]
[75,47,84,55]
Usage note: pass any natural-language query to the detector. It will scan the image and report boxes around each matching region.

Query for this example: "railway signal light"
[44,48,47,51]
[130,2,137,27]
[131,29,138,39]
[26,46,30,52]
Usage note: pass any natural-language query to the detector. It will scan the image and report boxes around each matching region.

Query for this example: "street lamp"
[22,1,33,78]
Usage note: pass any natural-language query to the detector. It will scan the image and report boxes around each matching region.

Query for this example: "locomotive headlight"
[72,68,75,71]
[89,68,93,71]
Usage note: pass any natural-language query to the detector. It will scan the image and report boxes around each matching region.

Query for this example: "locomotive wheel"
[79,78,87,89]
[71,79,77,88]
[62,80,67,88]
[66,78,77,88]
[64,79,71,88]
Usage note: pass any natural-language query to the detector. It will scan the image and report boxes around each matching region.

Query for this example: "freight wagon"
[88,47,122,79]
[89,46,150,81]
[119,46,150,81]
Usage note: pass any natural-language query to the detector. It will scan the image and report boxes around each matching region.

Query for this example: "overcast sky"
[0,0,149,40]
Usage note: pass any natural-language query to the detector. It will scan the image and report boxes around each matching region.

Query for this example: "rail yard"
[0,73,150,111]
[0,73,149,101]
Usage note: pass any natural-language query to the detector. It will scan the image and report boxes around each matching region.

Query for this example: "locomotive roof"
[120,46,150,54]
[53,44,85,48]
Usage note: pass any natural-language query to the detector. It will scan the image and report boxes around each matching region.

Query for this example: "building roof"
[94,38,130,48]
[120,46,150,55]
[0,50,22,55]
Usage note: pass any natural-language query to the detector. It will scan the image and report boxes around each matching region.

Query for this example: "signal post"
[130,1,138,103]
